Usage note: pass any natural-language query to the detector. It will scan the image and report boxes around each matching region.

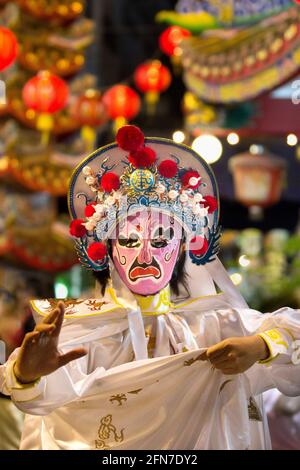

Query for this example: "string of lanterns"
[1,21,299,189]
[0,23,192,140]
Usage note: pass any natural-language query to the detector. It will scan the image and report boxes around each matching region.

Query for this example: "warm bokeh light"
[287,133,298,146]
[249,144,264,155]
[172,130,185,143]
[230,273,243,286]
[54,282,68,299]
[238,255,251,268]
[227,132,240,145]
[192,134,223,164]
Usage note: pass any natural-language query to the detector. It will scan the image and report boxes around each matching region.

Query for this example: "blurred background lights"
[249,144,264,155]
[230,272,243,286]
[227,132,240,145]
[172,130,185,143]
[54,282,68,299]
[238,255,251,267]
[192,134,223,164]
[287,133,298,146]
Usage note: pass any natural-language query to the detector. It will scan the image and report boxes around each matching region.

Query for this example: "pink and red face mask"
[111,209,183,296]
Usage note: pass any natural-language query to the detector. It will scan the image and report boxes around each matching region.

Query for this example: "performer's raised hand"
[13,301,87,384]
[200,335,269,375]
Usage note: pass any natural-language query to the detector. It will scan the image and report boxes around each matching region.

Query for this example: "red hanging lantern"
[23,70,69,113]
[0,27,18,72]
[159,26,191,57]
[134,60,172,114]
[71,89,108,151]
[22,70,69,145]
[72,90,107,127]
[102,85,141,133]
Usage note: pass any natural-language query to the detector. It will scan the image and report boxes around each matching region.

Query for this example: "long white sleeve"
[232,307,300,396]
[0,346,94,415]
[0,335,129,416]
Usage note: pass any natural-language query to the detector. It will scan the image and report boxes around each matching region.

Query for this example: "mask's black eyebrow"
[152,226,164,237]
[152,226,174,240]
[118,231,139,240]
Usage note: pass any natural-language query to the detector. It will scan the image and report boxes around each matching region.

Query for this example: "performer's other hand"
[200,335,269,375]
[14,301,87,384]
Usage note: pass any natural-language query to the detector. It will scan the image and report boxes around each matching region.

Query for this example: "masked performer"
[1,126,300,450]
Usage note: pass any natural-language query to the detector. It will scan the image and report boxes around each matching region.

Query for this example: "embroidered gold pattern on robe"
[128,388,143,395]
[109,388,143,407]
[45,299,83,315]
[86,299,108,311]
[109,394,127,406]
[145,324,156,358]
[95,414,124,450]
[248,397,263,422]
[44,298,109,315]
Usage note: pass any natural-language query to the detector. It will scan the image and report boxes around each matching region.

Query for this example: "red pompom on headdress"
[158,159,178,178]
[69,219,87,238]
[101,172,120,192]
[203,196,218,214]
[85,203,96,218]
[181,170,201,189]
[87,242,107,261]
[116,125,144,152]
[190,236,208,255]
[128,146,157,169]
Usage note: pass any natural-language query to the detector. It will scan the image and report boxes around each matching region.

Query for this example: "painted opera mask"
[111,209,183,296]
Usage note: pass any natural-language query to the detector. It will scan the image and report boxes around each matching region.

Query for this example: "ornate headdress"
[68,125,220,271]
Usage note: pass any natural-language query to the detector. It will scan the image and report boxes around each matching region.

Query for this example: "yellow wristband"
[257,329,289,365]
[12,361,41,389]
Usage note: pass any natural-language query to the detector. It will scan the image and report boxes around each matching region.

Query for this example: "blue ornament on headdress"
[130,169,155,193]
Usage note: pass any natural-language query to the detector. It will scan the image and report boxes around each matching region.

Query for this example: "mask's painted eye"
[118,233,140,248]
[151,238,168,248]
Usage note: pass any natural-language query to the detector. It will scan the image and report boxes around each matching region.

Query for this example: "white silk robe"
[1,259,300,450]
